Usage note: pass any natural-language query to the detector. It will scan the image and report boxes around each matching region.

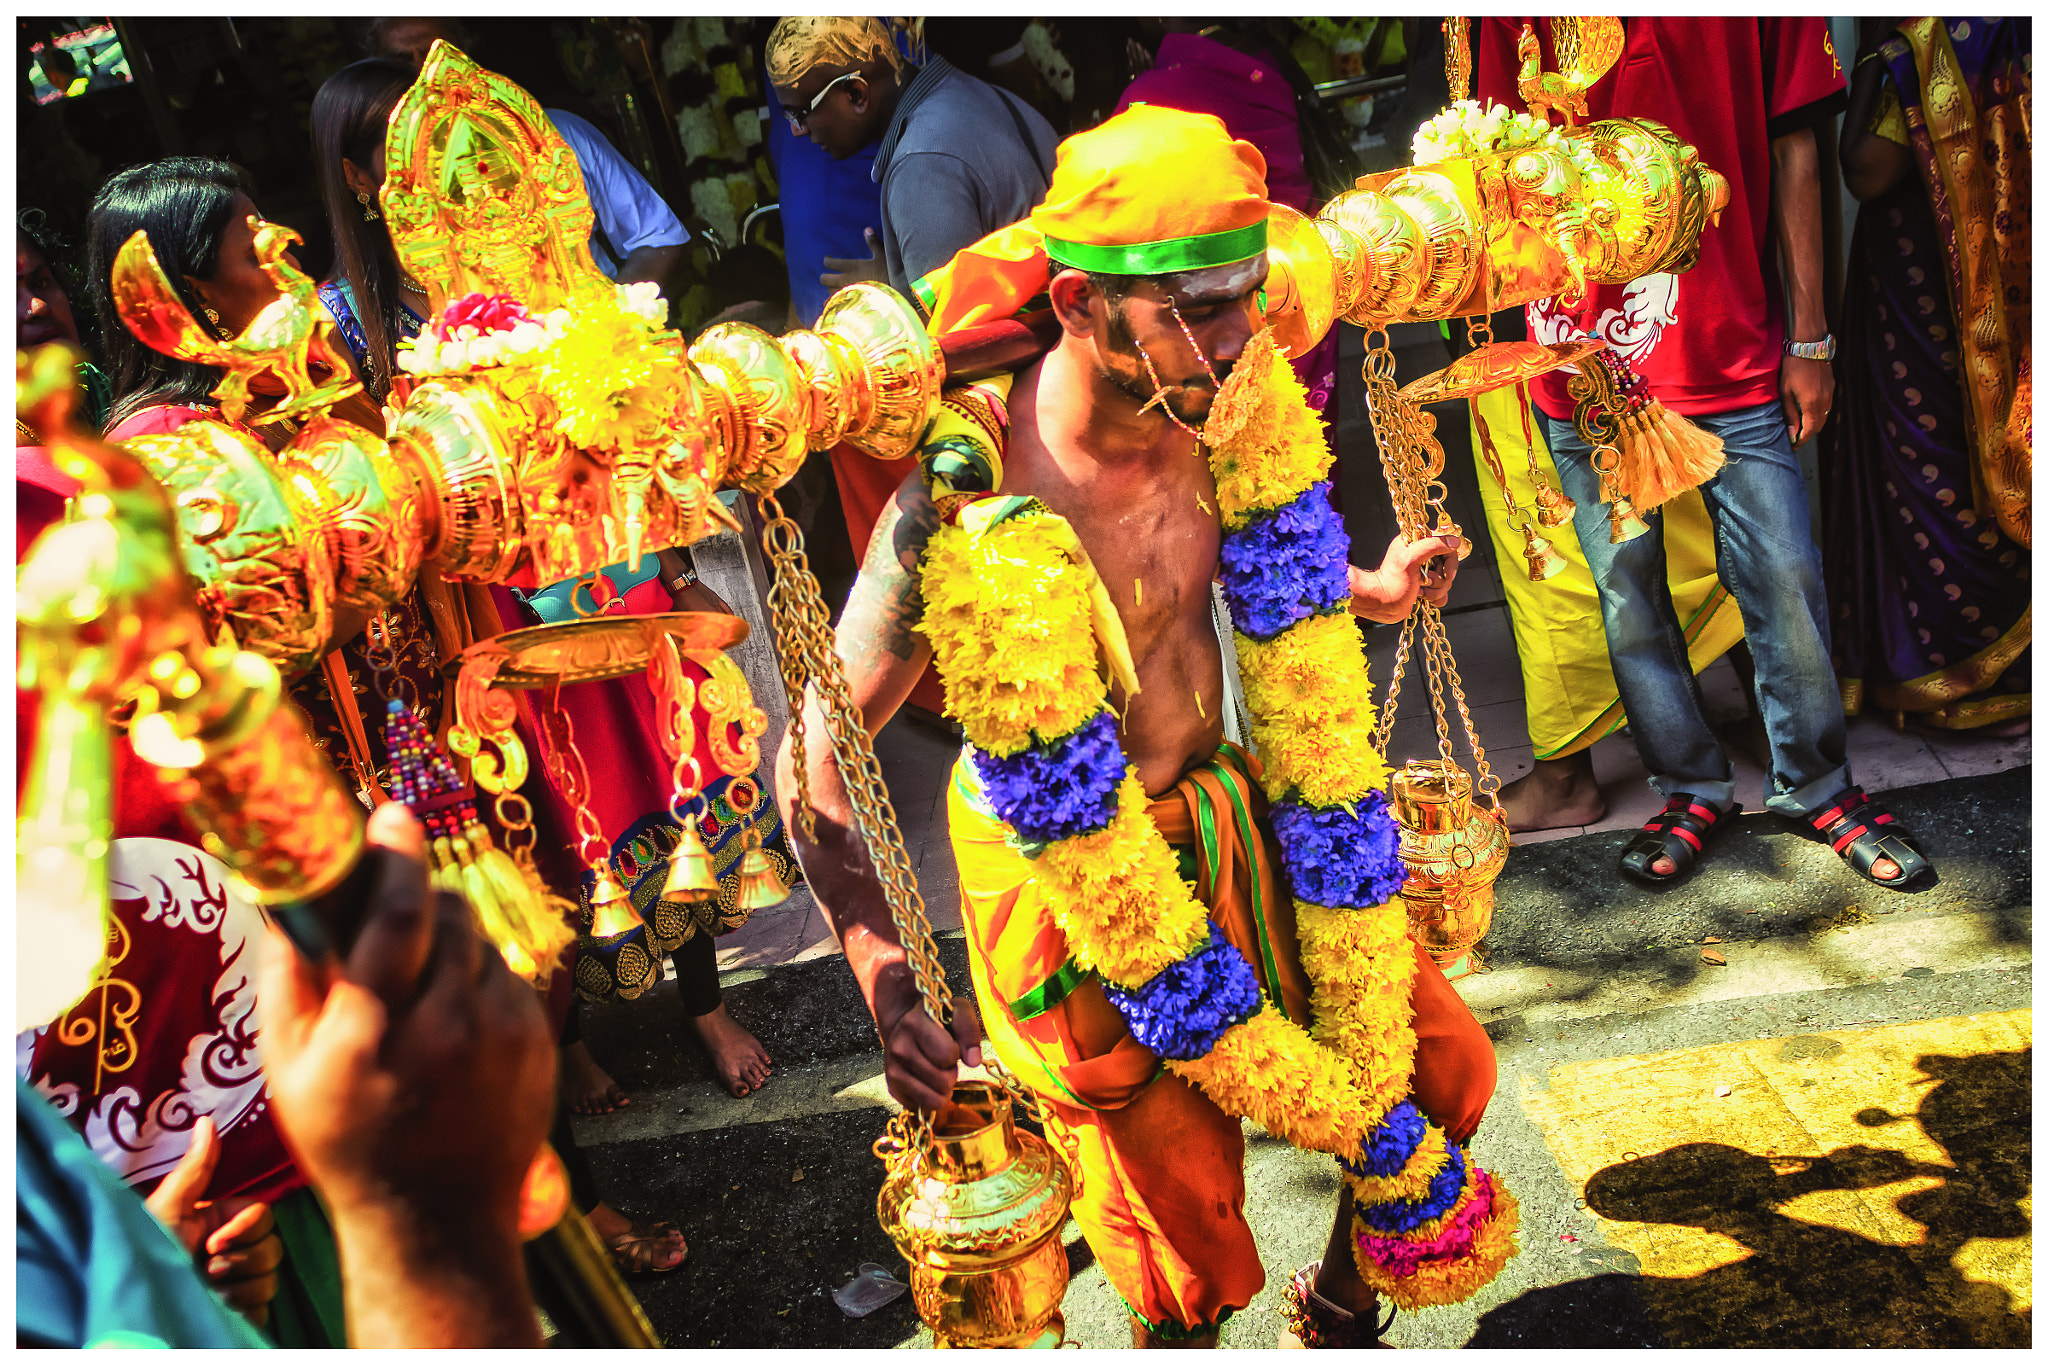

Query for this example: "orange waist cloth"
[950,740,1495,1333]
[952,741,1305,1113]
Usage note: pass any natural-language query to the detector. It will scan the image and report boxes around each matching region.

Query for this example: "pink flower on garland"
[1354,1168,1496,1279]
[435,291,532,340]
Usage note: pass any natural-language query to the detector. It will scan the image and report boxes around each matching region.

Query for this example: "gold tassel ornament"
[1572,351,1725,512]
[384,698,572,982]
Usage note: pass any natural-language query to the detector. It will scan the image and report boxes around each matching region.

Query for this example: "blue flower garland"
[1216,481,1352,640]
[1269,792,1406,909]
[1341,1100,1430,1179]
[1354,1146,1468,1233]
[1103,924,1265,1060]
[969,708,1125,845]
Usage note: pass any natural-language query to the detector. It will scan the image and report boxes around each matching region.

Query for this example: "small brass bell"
[732,827,791,912]
[1532,480,1577,528]
[1430,518,1475,561]
[1519,523,1567,581]
[585,862,642,939]
[1607,495,1652,544]
[660,814,720,904]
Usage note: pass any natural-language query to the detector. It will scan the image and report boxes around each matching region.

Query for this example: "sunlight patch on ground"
[1520,1011,2030,1346]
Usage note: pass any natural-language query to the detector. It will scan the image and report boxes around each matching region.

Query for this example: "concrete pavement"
[572,761,2031,1348]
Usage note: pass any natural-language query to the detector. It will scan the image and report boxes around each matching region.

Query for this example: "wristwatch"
[668,564,698,593]
[1783,334,1837,361]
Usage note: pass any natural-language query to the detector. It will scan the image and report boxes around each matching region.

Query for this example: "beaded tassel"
[382,698,574,980]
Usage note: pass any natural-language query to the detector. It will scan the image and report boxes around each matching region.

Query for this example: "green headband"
[1041,219,1268,277]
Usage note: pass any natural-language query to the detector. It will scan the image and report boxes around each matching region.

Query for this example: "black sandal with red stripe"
[1619,794,1739,887]
[1807,786,1934,888]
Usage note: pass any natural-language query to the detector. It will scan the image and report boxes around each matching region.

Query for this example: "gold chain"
[756,493,953,1030]
[1371,614,1413,754]
[760,497,1089,1191]
[1357,330,1500,809]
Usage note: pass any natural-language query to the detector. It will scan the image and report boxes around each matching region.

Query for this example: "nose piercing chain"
[1134,300,1224,440]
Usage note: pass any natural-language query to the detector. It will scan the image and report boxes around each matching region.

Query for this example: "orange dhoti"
[949,742,1497,1336]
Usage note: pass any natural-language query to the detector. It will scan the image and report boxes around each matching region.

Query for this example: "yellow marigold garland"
[916,328,1519,1313]
[920,511,1103,756]
[1037,778,1207,983]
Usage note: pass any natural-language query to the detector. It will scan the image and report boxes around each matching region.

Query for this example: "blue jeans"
[1538,401,1850,819]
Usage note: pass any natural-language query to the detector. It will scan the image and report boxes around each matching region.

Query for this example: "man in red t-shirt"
[1473,18,1934,891]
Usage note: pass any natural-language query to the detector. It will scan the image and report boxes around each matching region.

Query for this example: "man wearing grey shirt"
[767,17,1058,301]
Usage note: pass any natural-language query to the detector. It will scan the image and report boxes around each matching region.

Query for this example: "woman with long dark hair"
[87,157,373,444]
[311,58,429,404]
[56,156,369,1345]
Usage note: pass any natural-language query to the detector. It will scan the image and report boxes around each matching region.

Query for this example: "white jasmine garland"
[1409,100,1606,185]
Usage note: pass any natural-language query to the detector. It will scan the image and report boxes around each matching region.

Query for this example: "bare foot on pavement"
[563,1038,628,1115]
[1499,751,1607,833]
[690,1004,772,1098]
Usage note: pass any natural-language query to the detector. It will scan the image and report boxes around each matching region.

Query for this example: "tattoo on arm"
[840,476,941,672]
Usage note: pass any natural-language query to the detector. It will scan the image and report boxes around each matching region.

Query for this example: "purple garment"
[1818,19,2030,715]
[1115,32,1338,462]
[1116,32,1310,212]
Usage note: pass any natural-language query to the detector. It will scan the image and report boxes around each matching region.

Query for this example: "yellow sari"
[1470,385,1746,758]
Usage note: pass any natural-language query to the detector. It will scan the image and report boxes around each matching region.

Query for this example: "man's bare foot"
[690,1004,772,1098]
[1498,751,1606,833]
[563,1038,628,1115]
[585,1201,686,1275]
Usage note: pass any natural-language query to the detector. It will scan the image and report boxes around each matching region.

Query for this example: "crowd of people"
[15,14,2028,1349]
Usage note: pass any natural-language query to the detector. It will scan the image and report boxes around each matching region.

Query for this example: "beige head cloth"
[764,16,904,89]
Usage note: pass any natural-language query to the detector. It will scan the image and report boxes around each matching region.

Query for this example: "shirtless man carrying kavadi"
[778,106,1513,1348]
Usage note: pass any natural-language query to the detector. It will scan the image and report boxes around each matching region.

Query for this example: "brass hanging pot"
[876,1081,1072,1348]
[1389,759,1510,963]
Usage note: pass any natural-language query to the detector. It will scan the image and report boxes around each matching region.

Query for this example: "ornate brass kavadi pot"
[878,1082,1074,1348]
[1389,759,1512,963]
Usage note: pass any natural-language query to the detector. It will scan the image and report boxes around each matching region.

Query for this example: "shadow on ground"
[1475,768,2031,984]
[1485,1046,2030,1348]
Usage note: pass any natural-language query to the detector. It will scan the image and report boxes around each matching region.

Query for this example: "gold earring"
[203,306,224,336]
[357,191,380,222]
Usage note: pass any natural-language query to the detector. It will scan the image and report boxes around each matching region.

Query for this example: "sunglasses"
[785,70,864,133]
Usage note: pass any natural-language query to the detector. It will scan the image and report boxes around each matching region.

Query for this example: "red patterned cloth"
[1473,17,1848,418]
[17,436,305,1207]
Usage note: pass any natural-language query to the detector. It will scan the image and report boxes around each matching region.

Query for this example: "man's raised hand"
[1348,533,1463,624]
[256,801,555,1348]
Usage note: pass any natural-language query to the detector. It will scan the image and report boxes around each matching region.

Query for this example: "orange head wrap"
[915,104,1271,335]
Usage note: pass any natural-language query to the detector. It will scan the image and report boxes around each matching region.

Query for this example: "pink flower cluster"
[1354,1167,1496,1278]
[434,292,532,341]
